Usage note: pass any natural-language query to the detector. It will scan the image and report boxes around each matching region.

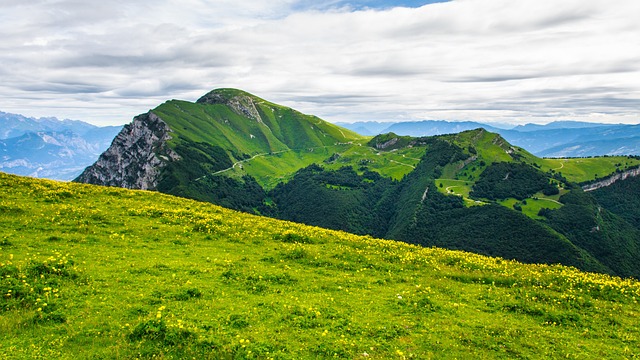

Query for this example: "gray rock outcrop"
[197,92,264,123]
[74,111,179,190]
[582,167,640,192]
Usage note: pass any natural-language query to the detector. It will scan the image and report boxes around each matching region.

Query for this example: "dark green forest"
[260,138,640,278]
[136,116,640,280]
[470,162,552,200]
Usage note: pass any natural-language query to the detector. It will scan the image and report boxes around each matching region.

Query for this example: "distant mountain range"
[0,111,122,180]
[336,120,640,157]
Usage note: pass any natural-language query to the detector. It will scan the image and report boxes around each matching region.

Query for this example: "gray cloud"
[0,0,639,126]
[17,82,111,94]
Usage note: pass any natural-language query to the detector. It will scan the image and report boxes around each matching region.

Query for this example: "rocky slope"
[74,112,179,189]
[582,167,640,192]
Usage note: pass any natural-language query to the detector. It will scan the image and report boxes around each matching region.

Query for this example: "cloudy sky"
[1,0,639,126]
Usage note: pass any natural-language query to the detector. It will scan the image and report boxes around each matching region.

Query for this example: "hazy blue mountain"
[537,135,640,158]
[498,124,640,157]
[335,121,396,136]
[0,111,122,180]
[0,111,98,139]
[511,121,614,132]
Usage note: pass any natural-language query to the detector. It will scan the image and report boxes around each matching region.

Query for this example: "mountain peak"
[196,88,268,122]
[197,88,263,104]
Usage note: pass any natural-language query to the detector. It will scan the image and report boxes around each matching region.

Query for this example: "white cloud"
[0,0,638,125]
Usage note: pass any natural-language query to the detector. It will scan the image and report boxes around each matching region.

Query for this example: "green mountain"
[591,174,640,230]
[75,89,363,212]
[75,89,640,278]
[266,133,622,276]
[2,172,639,358]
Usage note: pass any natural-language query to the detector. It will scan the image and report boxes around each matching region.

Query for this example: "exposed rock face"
[582,167,640,192]
[197,92,264,123]
[74,112,179,190]
[375,137,399,150]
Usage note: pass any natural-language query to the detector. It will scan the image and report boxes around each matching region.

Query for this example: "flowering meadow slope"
[0,172,638,359]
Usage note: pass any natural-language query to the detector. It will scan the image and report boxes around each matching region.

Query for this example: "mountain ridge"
[338,120,640,157]
[75,88,640,279]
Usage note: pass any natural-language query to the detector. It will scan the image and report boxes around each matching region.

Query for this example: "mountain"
[0,111,122,180]
[497,124,640,157]
[76,89,640,278]
[537,136,640,158]
[267,130,640,277]
[339,119,640,157]
[381,120,502,137]
[336,120,502,137]
[0,111,98,139]
[76,88,363,211]
[511,120,614,132]
[334,121,396,136]
[3,172,639,358]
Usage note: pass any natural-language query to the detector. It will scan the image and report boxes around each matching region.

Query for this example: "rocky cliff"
[74,112,179,190]
[582,167,640,192]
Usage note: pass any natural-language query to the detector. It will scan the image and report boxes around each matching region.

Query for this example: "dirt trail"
[552,161,565,171]
[389,159,415,169]
[195,149,291,181]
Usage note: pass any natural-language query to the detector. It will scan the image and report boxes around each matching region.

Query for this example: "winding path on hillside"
[552,161,566,171]
[195,144,344,182]
[195,149,292,181]
[402,154,422,161]
[536,197,562,205]
[388,159,416,169]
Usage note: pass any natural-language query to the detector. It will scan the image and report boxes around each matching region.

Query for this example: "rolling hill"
[75,89,640,279]
[2,172,639,358]
[338,120,640,157]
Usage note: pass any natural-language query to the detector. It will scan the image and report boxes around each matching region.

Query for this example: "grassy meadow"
[539,157,640,183]
[1,172,639,359]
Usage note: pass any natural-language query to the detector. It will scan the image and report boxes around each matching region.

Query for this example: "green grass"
[435,179,473,198]
[153,91,364,165]
[240,147,349,189]
[231,141,425,189]
[155,100,289,156]
[539,157,640,184]
[434,179,487,207]
[434,177,565,219]
[2,172,640,358]
[499,196,564,220]
[323,145,424,180]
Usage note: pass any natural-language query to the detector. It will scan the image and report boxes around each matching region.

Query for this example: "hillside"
[266,130,640,277]
[75,89,364,210]
[74,90,640,279]
[338,120,640,157]
[2,172,640,359]
[591,174,640,230]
